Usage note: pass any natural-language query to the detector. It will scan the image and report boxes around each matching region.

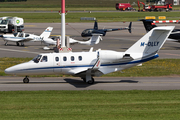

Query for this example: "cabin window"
[41,56,48,62]
[78,56,82,61]
[71,56,74,61]
[32,55,42,63]
[63,56,67,61]
[55,57,59,62]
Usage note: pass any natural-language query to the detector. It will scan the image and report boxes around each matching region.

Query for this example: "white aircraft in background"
[43,34,102,50]
[5,26,174,84]
[0,27,53,46]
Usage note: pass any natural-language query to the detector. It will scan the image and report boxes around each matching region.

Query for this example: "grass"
[0,58,180,77]
[0,11,180,23]
[0,90,180,119]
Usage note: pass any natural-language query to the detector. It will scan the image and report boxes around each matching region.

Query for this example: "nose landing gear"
[23,76,29,83]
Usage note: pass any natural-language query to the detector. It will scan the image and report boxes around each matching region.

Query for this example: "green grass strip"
[0,90,180,120]
[0,12,180,23]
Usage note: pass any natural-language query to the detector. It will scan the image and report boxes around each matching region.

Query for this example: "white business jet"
[5,26,174,84]
[43,34,102,50]
[0,27,53,46]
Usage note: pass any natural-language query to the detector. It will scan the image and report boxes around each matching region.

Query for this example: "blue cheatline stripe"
[45,30,52,32]
[18,54,159,71]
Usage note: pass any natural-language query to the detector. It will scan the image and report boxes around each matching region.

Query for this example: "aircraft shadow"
[1,78,138,88]
[64,78,139,88]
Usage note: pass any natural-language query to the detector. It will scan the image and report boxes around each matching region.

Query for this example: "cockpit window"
[25,33,29,37]
[41,56,48,62]
[0,20,8,24]
[82,29,92,34]
[32,55,42,63]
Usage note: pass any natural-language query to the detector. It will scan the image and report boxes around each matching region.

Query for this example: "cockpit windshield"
[82,29,93,34]
[0,20,8,24]
[13,33,30,37]
[32,55,42,63]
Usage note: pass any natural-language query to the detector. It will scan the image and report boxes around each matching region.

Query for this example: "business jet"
[81,21,132,37]
[0,27,53,46]
[43,34,102,50]
[5,26,174,84]
[140,19,180,41]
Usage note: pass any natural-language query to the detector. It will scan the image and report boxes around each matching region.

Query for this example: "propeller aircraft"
[0,27,53,46]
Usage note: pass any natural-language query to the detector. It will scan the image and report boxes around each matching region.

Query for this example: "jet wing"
[73,54,104,77]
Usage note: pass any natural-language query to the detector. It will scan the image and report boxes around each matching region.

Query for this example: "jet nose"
[0,35,3,37]
[5,67,13,74]
[5,67,17,74]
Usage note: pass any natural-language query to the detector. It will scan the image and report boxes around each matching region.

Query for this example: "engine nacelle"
[99,50,123,62]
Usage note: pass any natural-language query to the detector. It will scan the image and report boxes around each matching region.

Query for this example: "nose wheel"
[23,76,29,83]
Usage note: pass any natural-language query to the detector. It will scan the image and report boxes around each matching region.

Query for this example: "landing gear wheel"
[23,76,29,83]
[21,43,24,46]
[16,42,19,46]
[87,77,94,84]
[83,78,86,82]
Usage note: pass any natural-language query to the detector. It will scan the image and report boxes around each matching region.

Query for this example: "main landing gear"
[82,77,94,84]
[23,76,29,83]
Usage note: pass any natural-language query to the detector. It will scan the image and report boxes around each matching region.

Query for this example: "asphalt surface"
[0,22,179,58]
[0,76,180,91]
[0,22,180,91]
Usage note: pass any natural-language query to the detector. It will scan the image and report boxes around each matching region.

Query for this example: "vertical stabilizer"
[40,27,53,38]
[94,21,98,30]
[125,26,174,58]
[140,19,157,32]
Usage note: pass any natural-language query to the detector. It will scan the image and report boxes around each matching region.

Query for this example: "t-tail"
[140,19,157,32]
[40,27,53,38]
[125,26,174,59]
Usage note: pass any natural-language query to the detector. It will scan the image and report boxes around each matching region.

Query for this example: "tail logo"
[141,42,159,47]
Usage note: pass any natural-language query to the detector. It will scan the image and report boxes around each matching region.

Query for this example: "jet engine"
[99,50,123,62]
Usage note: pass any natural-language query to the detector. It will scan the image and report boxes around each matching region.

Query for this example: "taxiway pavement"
[0,22,180,58]
[0,76,180,91]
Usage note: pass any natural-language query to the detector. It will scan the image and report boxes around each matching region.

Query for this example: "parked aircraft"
[43,34,102,50]
[5,26,174,84]
[140,19,180,41]
[0,27,53,46]
[81,21,132,37]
